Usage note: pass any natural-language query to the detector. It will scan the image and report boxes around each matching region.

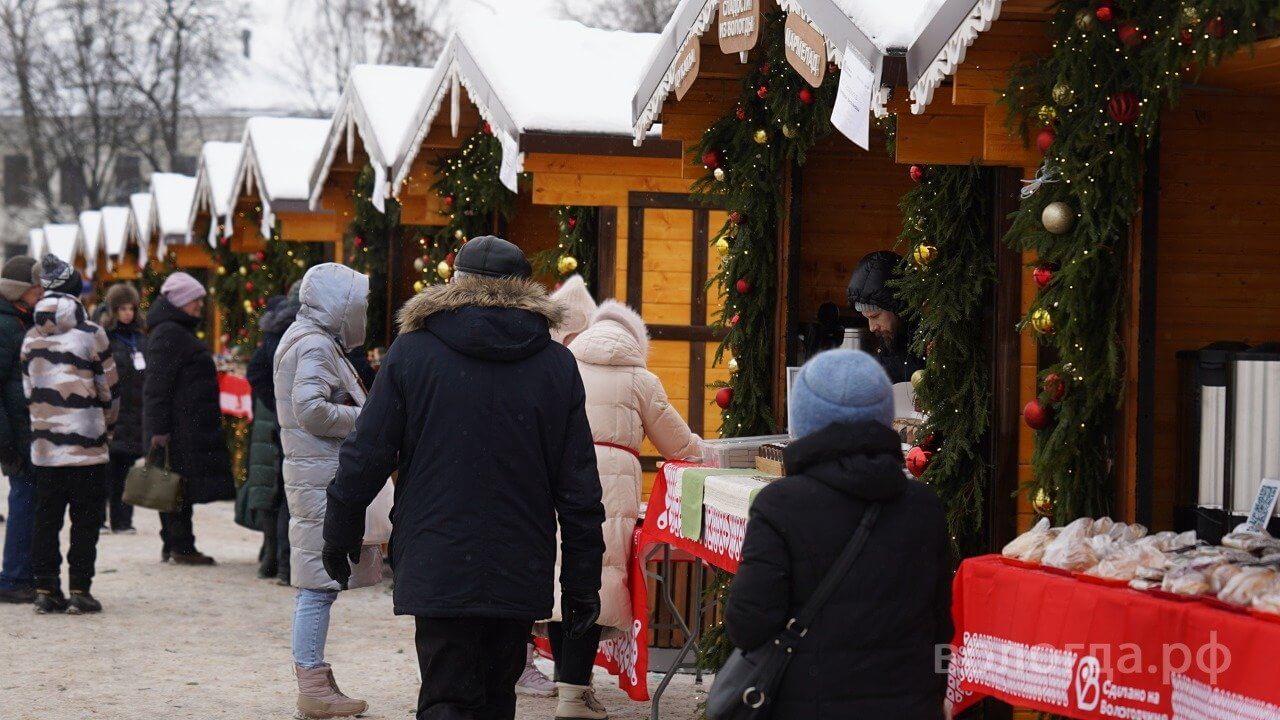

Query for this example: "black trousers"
[414,617,531,720]
[159,500,196,555]
[547,622,604,686]
[105,452,138,530]
[276,497,291,578]
[31,464,107,593]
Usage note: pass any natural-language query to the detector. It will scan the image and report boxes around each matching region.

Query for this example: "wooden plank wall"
[1146,90,1280,529]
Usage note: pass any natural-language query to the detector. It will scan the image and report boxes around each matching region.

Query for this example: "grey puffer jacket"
[274,264,369,591]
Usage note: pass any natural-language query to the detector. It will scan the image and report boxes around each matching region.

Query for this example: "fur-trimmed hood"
[549,274,597,345]
[397,277,564,363]
[570,300,648,368]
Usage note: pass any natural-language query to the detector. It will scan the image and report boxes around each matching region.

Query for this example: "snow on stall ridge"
[28,228,45,260]
[457,8,659,136]
[350,64,437,165]
[833,0,949,51]
[129,193,154,243]
[201,142,245,217]
[151,173,199,239]
[78,210,104,275]
[245,117,332,201]
[42,224,81,265]
[101,206,132,259]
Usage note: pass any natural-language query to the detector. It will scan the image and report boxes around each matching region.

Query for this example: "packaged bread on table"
[1042,517,1100,572]
[1222,524,1280,554]
[1161,565,1211,596]
[1218,567,1279,606]
[1089,542,1167,581]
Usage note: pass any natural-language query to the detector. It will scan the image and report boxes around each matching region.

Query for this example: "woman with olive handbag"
[717,350,953,720]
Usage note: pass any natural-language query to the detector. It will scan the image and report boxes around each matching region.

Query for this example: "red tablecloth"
[218,372,253,419]
[950,555,1280,719]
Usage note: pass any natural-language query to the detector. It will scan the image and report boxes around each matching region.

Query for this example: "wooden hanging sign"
[718,0,760,54]
[784,13,827,88]
[673,34,701,100]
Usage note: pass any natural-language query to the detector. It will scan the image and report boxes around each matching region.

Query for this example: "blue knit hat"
[789,349,895,439]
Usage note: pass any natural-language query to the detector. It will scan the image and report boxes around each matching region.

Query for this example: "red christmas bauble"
[702,150,721,169]
[1094,2,1113,23]
[443,195,455,208]
[354,235,365,248]
[735,106,747,121]
[251,263,261,273]
[756,85,768,99]
[256,297,267,308]
[1043,373,1067,403]
[219,236,228,247]
[255,251,265,262]
[798,87,814,105]
[909,165,925,183]
[1205,16,1226,39]
[715,386,734,409]
[1180,28,1195,45]
[827,61,839,74]
[445,252,456,265]
[906,446,932,478]
[244,281,255,292]
[735,278,751,295]
[760,62,771,74]
[1118,22,1144,48]
[1024,400,1052,430]
[483,121,493,134]
[1033,264,1055,289]
[730,313,741,326]
[1036,127,1056,154]
[567,217,577,229]
[729,211,744,225]
[1107,91,1140,124]
[919,433,939,452]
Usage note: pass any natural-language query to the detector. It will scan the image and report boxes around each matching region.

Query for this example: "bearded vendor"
[846,251,926,384]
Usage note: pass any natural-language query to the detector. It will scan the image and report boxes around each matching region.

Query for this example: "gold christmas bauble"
[713,168,726,181]
[413,280,425,293]
[753,128,769,145]
[238,266,248,276]
[1036,104,1058,125]
[242,300,253,313]
[911,369,926,390]
[714,237,731,255]
[1074,9,1095,30]
[1032,487,1054,516]
[216,266,226,276]
[1041,201,1076,234]
[1052,82,1075,107]
[295,259,306,268]
[1180,5,1202,26]
[413,258,425,271]
[911,244,938,268]
[557,255,579,274]
[1031,308,1055,334]
[437,261,453,280]
[781,124,798,139]
[727,357,739,373]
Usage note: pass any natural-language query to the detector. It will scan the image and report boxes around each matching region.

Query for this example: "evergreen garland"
[424,127,514,285]
[891,162,994,555]
[533,206,596,284]
[1002,0,1270,521]
[346,165,398,346]
[207,218,317,352]
[690,10,839,437]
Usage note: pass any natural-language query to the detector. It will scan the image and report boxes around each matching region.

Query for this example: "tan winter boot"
[555,683,608,720]
[295,664,368,719]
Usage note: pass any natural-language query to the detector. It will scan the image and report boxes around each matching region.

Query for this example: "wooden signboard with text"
[784,13,826,87]
[674,34,701,100]
[718,0,760,54]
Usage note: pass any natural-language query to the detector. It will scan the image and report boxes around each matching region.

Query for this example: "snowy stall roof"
[78,210,104,278]
[235,117,331,238]
[42,224,82,266]
[129,192,155,268]
[632,0,1002,139]
[28,228,45,260]
[150,173,199,252]
[192,141,245,245]
[101,206,133,267]
[392,10,661,197]
[309,64,442,213]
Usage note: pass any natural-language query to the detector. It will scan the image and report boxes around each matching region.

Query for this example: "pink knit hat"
[161,272,207,308]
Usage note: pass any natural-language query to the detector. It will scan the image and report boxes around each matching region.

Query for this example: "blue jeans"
[292,588,338,669]
[0,468,35,590]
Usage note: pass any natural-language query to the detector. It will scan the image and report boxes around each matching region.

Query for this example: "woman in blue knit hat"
[724,349,952,719]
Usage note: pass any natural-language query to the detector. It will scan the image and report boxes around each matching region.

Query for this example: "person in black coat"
[847,250,926,383]
[143,273,233,566]
[102,283,147,533]
[726,349,952,720]
[322,237,605,720]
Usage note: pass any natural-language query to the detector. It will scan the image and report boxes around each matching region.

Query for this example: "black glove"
[562,593,601,640]
[322,544,360,590]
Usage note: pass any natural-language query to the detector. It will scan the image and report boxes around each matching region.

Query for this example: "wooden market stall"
[191,142,246,253]
[230,117,337,258]
[97,206,138,282]
[148,173,205,271]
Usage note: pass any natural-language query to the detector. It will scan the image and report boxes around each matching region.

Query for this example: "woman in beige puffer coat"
[546,299,701,715]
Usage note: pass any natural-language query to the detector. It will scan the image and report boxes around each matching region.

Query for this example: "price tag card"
[1246,478,1280,532]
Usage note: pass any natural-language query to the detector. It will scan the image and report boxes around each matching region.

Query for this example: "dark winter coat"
[246,297,297,414]
[238,299,296,530]
[325,277,605,620]
[143,297,233,504]
[0,296,33,474]
[107,324,146,457]
[725,421,951,720]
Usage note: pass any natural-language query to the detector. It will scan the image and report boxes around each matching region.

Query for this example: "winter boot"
[295,664,368,719]
[0,586,36,604]
[33,589,68,614]
[514,643,556,697]
[555,683,608,720]
[66,590,103,615]
[170,550,216,566]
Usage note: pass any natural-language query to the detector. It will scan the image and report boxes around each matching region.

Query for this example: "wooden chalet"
[148,173,204,271]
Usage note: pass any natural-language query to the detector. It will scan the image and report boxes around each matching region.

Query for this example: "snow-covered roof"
[101,206,133,266]
[236,116,332,238]
[632,0,1001,138]
[129,192,155,268]
[78,210,104,278]
[28,228,45,260]
[192,141,245,245]
[392,10,660,197]
[42,224,82,266]
[150,173,198,249]
[310,64,441,213]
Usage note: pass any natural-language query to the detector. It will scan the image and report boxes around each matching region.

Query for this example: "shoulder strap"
[792,503,881,634]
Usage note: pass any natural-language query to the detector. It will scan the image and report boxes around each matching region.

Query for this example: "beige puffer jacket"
[551,300,701,633]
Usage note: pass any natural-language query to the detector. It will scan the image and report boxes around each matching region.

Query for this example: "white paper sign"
[1246,478,1280,532]
[498,131,521,193]
[830,45,881,151]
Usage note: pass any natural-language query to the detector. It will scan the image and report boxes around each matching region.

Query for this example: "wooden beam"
[171,244,213,269]
[1197,38,1280,96]
[523,153,686,179]
[277,211,344,242]
[982,104,1043,168]
[531,173,691,208]
[893,92,986,165]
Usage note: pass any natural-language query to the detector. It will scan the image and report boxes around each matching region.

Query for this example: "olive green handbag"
[123,447,184,513]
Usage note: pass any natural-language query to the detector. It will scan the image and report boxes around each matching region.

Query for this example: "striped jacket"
[21,293,118,467]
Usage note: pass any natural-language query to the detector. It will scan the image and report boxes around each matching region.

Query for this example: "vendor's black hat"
[454,235,532,279]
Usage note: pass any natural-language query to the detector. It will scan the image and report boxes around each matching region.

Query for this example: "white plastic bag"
[363,480,394,545]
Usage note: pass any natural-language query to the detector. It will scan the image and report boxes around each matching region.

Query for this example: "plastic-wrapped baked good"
[1091,517,1116,537]
[1129,578,1160,591]
[1252,587,1280,615]
[1002,517,1053,562]
[1218,567,1278,606]
[1108,522,1148,543]
[1162,566,1210,595]
[1043,518,1099,572]
[1089,542,1167,581]
[1209,564,1244,594]
[1222,524,1280,553]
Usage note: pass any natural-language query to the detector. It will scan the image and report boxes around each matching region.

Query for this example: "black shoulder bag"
[707,504,882,720]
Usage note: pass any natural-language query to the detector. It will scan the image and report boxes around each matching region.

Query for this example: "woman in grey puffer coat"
[273,263,371,719]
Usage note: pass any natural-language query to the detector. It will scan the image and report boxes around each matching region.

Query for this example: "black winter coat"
[325,277,605,620]
[726,421,951,720]
[143,298,233,503]
[0,297,32,474]
[107,325,146,457]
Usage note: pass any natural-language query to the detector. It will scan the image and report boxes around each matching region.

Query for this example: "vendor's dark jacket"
[726,421,952,720]
[325,277,605,620]
[0,296,33,473]
[143,297,233,503]
[106,323,147,457]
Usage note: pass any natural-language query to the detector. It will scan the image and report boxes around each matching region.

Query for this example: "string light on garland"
[429,127,514,288]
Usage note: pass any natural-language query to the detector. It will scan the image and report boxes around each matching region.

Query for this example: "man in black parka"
[847,250,926,383]
[323,236,605,720]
